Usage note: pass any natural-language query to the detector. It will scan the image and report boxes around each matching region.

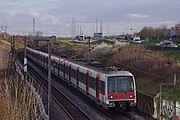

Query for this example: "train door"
[42,56,44,67]
[58,60,60,76]
[41,55,43,66]
[77,67,79,87]
[86,70,90,93]
[96,73,100,100]
[69,65,71,84]
[63,62,65,79]
[53,60,56,73]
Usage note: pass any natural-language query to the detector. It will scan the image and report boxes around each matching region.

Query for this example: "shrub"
[84,42,127,60]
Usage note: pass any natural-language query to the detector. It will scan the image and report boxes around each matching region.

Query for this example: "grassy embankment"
[0,40,43,119]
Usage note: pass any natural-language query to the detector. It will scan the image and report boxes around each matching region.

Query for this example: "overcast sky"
[0,0,180,36]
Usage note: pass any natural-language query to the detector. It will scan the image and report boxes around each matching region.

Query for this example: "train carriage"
[27,47,136,112]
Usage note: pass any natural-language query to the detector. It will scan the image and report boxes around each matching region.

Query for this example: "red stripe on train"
[96,73,100,99]
[86,70,90,92]
[108,92,135,100]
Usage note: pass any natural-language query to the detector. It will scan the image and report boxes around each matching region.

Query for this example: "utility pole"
[1,25,8,39]
[48,37,52,120]
[96,18,98,33]
[88,36,91,63]
[24,37,27,81]
[100,20,103,33]
[173,73,176,93]
[0,25,8,33]
[33,18,36,36]
[71,18,76,38]
[11,36,14,58]
[160,83,163,115]
[10,35,16,73]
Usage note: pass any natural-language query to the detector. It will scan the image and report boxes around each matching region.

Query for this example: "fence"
[137,91,180,120]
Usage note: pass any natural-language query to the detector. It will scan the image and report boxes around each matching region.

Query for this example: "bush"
[84,42,127,60]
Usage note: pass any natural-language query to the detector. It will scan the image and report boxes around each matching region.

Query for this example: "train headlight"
[110,96,113,99]
[129,95,133,98]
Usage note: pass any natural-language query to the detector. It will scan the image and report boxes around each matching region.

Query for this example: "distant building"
[75,35,85,41]
[36,31,43,37]
[94,33,102,40]
[170,27,176,37]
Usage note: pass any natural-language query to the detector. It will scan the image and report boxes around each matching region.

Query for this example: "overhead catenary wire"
[91,45,174,81]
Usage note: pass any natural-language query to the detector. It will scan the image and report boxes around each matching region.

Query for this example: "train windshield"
[108,76,134,93]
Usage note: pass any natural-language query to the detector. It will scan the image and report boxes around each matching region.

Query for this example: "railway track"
[17,53,92,120]
[17,51,149,120]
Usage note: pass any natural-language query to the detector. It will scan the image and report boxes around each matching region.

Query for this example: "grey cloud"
[1,0,180,36]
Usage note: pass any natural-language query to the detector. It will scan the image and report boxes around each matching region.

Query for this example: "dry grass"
[0,42,43,120]
[0,76,42,120]
[87,43,179,83]
[102,44,176,78]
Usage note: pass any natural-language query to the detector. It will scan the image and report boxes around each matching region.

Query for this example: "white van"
[133,37,141,43]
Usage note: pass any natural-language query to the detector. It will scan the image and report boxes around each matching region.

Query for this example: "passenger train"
[27,47,136,112]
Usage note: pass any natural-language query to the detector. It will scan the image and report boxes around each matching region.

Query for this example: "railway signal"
[48,38,52,120]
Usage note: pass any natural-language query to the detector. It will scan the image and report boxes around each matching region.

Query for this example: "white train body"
[27,47,136,111]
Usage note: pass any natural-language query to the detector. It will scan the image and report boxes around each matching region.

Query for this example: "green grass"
[56,39,86,47]
[160,51,180,58]
[96,38,115,44]
[136,79,161,96]
[143,39,161,46]
[137,79,180,101]
[57,39,75,46]
[163,89,180,101]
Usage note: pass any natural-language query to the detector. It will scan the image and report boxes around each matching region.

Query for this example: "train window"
[108,77,115,93]
[56,62,58,70]
[100,81,105,95]
[55,62,57,69]
[65,66,69,74]
[83,74,86,84]
[58,63,60,72]
[79,73,83,83]
[89,76,96,90]
[79,72,86,84]
[117,76,133,92]
[69,67,71,75]
[72,69,77,79]
[46,57,48,64]
[89,78,92,88]
[60,63,63,71]
[108,76,134,93]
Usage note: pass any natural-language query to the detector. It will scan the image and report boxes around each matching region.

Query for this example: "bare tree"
[139,25,168,40]
[175,23,180,38]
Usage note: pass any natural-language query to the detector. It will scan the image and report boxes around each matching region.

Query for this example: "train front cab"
[106,75,136,112]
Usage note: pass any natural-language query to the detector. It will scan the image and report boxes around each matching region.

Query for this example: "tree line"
[138,23,180,40]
